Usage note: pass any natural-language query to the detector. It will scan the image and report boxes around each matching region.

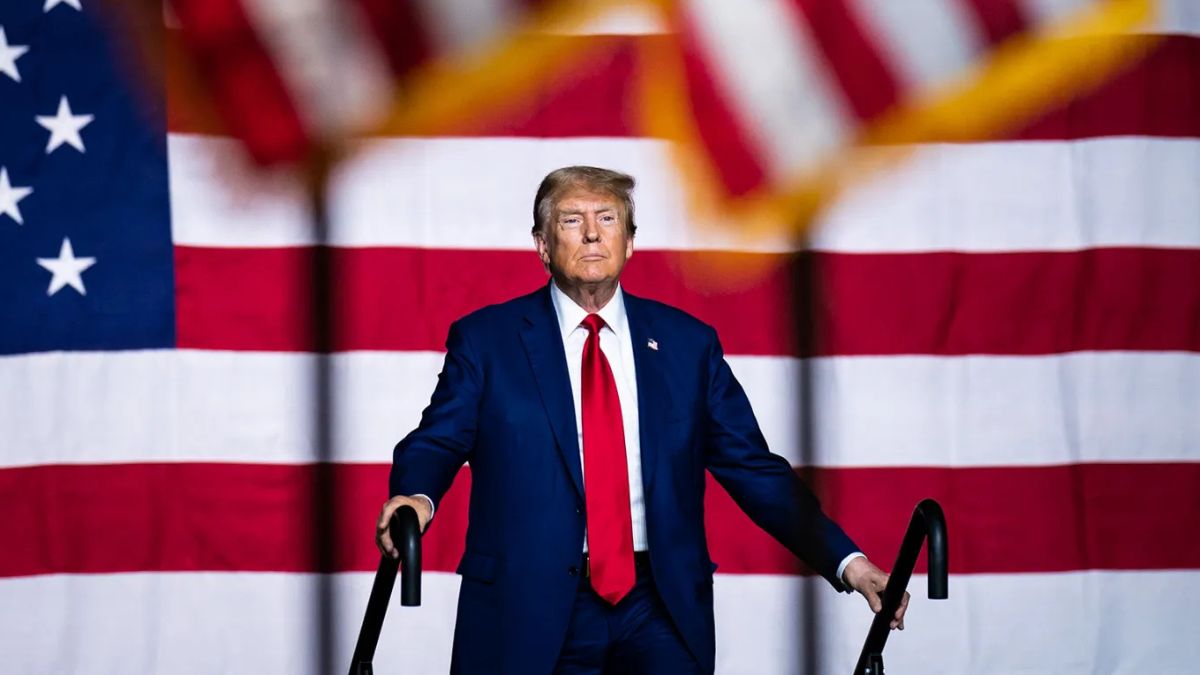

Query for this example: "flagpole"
[794,234,822,675]
[307,151,337,675]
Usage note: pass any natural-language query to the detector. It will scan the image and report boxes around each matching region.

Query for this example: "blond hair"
[531,166,637,237]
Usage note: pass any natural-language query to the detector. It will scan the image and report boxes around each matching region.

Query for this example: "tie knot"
[581,314,606,335]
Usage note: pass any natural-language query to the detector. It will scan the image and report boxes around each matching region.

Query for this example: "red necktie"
[580,314,636,604]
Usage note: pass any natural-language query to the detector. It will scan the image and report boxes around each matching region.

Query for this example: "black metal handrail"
[853,498,949,675]
[348,505,423,675]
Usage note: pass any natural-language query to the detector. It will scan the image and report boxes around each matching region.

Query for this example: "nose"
[581,217,601,243]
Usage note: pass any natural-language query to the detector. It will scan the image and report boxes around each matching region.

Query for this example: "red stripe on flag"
[454,36,644,138]
[790,0,901,121]
[674,8,770,196]
[956,0,1030,46]
[811,247,1200,356]
[174,246,1200,356]
[1017,35,1200,141]
[169,0,310,164]
[351,0,435,77]
[1,462,1195,577]
[713,462,1200,576]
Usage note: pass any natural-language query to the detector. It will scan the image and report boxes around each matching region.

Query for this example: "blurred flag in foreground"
[649,0,1164,233]
[164,0,655,167]
[164,0,1163,231]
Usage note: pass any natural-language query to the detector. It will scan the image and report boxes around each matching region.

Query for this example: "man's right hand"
[375,495,433,559]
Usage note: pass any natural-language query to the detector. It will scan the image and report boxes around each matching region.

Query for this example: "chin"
[573,266,616,283]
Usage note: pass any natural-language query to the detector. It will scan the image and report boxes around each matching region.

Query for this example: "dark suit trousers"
[554,557,706,675]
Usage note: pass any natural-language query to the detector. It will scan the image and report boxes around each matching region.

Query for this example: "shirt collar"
[549,280,627,339]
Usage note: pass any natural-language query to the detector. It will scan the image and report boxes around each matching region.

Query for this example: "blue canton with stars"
[0,1,174,354]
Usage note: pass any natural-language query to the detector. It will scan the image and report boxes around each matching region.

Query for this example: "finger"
[375,516,391,554]
[378,529,397,558]
[896,591,911,621]
[377,501,398,530]
[376,501,400,557]
[863,588,882,614]
[896,591,910,630]
[867,574,889,613]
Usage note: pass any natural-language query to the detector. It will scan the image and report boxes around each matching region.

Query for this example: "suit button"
[575,507,582,515]
[568,566,579,576]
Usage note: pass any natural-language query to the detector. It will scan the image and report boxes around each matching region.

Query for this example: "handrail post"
[348,505,422,675]
[853,499,948,675]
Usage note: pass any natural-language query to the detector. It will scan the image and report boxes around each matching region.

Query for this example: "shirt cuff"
[412,494,435,521]
[837,552,866,588]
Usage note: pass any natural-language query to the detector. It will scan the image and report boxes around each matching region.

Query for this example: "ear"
[533,232,550,265]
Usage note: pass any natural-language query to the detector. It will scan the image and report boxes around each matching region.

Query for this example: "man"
[377,166,907,674]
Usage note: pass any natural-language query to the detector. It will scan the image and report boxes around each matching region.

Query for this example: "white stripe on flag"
[0,571,460,675]
[2,350,1195,468]
[814,138,1200,253]
[1159,0,1200,33]
[168,135,1200,252]
[0,570,1195,675]
[1020,0,1200,36]
[716,570,1200,675]
[848,0,981,92]
[744,351,1200,468]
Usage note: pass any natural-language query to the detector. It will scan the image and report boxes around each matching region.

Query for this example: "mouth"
[579,254,607,261]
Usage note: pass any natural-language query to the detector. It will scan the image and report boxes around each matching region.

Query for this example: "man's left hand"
[843,557,909,630]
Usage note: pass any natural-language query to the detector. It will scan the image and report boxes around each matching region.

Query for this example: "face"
[535,187,634,290]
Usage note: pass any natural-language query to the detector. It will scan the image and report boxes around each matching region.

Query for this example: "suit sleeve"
[389,319,481,512]
[700,326,858,591]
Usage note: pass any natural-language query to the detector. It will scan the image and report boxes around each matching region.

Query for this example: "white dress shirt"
[550,281,649,552]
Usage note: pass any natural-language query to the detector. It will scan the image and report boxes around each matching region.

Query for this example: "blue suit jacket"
[391,283,858,674]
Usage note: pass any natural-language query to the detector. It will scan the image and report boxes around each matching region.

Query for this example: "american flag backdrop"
[1,0,1198,674]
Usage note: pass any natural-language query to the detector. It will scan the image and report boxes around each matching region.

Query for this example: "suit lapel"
[520,285,585,500]
[625,293,674,495]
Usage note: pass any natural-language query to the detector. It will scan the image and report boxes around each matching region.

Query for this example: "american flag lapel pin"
[647,338,658,351]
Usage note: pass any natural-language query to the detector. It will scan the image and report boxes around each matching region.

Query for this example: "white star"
[35,96,94,153]
[0,167,33,225]
[37,237,96,296]
[44,0,82,12]
[0,27,29,83]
